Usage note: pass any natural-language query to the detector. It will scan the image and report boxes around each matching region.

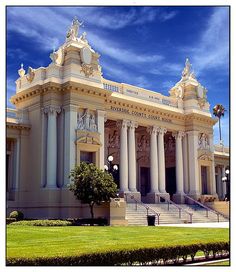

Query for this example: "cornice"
[10,81,112,106]
[6,122,31,131]
[184,112,217,126]
[106,97,185,122]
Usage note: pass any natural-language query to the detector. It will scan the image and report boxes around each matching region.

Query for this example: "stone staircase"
[204,201,229,219]
[126,203,229,226]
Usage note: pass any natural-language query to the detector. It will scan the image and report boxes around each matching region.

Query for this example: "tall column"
[209,134,217,196]
[97,110,106,169]
[64,105,77,186]
[157,127,167,194]
[45,106,61,188]
[41,109,47,187]
[173,131,185,194]
[148,126,159,193]
[118,120,129,193]
[128,121,138,192]
[187,131,200,198]
[222,165,226,198]
[182,133,189,194]
[217,166,223,199]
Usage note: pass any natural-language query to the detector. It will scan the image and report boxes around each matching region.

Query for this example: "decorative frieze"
[198,133,210,150]
[77,109,97,132]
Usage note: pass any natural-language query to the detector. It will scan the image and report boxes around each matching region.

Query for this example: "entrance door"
[166,167,176,199]
[201,166,208,194]
[140,167,150,196]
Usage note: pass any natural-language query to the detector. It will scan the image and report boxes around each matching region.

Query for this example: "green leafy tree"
[68,162,118,219]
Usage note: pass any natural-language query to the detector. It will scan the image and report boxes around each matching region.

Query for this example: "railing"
[125,194,161,225]
[157,194,193,223]
[184,195,220,223]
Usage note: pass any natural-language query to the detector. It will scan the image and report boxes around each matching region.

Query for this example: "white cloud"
[181,8,229,74]
[150,62,182,76]
[158,10,178,22]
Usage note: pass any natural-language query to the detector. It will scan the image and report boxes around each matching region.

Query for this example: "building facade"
[6,18,229,219]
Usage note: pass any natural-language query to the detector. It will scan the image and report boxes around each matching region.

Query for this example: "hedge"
[7,241,229,266]
[10,220,73,227]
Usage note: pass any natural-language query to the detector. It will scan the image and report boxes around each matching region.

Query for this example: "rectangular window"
[80,151,94,164]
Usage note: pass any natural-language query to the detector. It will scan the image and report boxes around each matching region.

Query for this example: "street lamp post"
[104,155,119,187]
[222,169,230,201]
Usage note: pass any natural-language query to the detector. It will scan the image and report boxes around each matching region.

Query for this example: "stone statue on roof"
[182,58,191,79]
[66,16,83,41]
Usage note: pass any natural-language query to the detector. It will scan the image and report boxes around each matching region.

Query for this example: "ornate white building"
[6,18,229,221]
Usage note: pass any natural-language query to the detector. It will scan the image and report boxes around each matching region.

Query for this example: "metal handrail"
[157,194,193,223]
[125,194,161,225]
[183,195,220,223]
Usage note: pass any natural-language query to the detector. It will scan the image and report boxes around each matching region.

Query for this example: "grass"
[7,225,229,259]
[204,260,229,266]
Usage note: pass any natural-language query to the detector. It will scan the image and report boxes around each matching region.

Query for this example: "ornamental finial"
[18,63,25,78]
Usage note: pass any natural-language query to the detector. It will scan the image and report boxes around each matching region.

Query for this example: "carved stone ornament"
[50,47,65,66]
[108,130,120,148]
[26,67,35,83]
[77,109,97,132]
[198,133,210,150]
[77,132,101,146]
[198,153,212,161]
[81,63,93,77]
[81,46,92,65]
[18,63,25,78]
[66,16,83,41]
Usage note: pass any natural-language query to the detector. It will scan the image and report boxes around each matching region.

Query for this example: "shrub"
[9,211,24,221]
[6,218,17,225]
[10,220,72,227]
[6,241,229,266]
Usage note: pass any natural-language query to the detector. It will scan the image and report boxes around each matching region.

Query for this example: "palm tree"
[213,104,226,145]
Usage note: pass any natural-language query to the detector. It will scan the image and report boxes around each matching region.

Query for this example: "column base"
[172,193,186,204]
[186,192,201,204]
[156,193,170,203]
[121,192,141,203]
[146,192,161,203]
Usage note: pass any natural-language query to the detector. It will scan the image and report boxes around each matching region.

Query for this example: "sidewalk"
[157,222,229,228]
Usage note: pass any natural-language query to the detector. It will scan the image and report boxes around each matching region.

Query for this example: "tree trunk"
[219,117,222,143]
[89,202,95,219]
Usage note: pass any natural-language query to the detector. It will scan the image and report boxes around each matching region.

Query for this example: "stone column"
[217,166,223,199]
[128,121,138,192]
[41,109,47,187]
[45,106,61,188]
[157,127,168,195]
[187,131,200,199]
[97,110,106,169]
[182,133,189,194]
[173,131,185,203]
[222,165,226,198]
[146,126,160,203]
[118,120,129,194]
[64,105,77,186]
[209,134,217,197]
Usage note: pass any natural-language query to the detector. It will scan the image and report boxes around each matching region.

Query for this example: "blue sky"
[6,6,229,145]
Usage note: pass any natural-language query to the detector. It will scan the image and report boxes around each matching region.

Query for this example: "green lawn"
[7,225,229,259]
[204,260,229,266]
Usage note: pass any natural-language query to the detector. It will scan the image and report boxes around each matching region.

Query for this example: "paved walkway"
[157,222,229,228]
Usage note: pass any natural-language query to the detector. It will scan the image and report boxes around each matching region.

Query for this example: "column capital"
[147,125,158,135]
[63,104,78,112]
[117,120,129,129]
[172,131,185,139]
[128,120,138,129]
[186,130,199,136]
[43,105,61,115]
[157,127,167,135]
